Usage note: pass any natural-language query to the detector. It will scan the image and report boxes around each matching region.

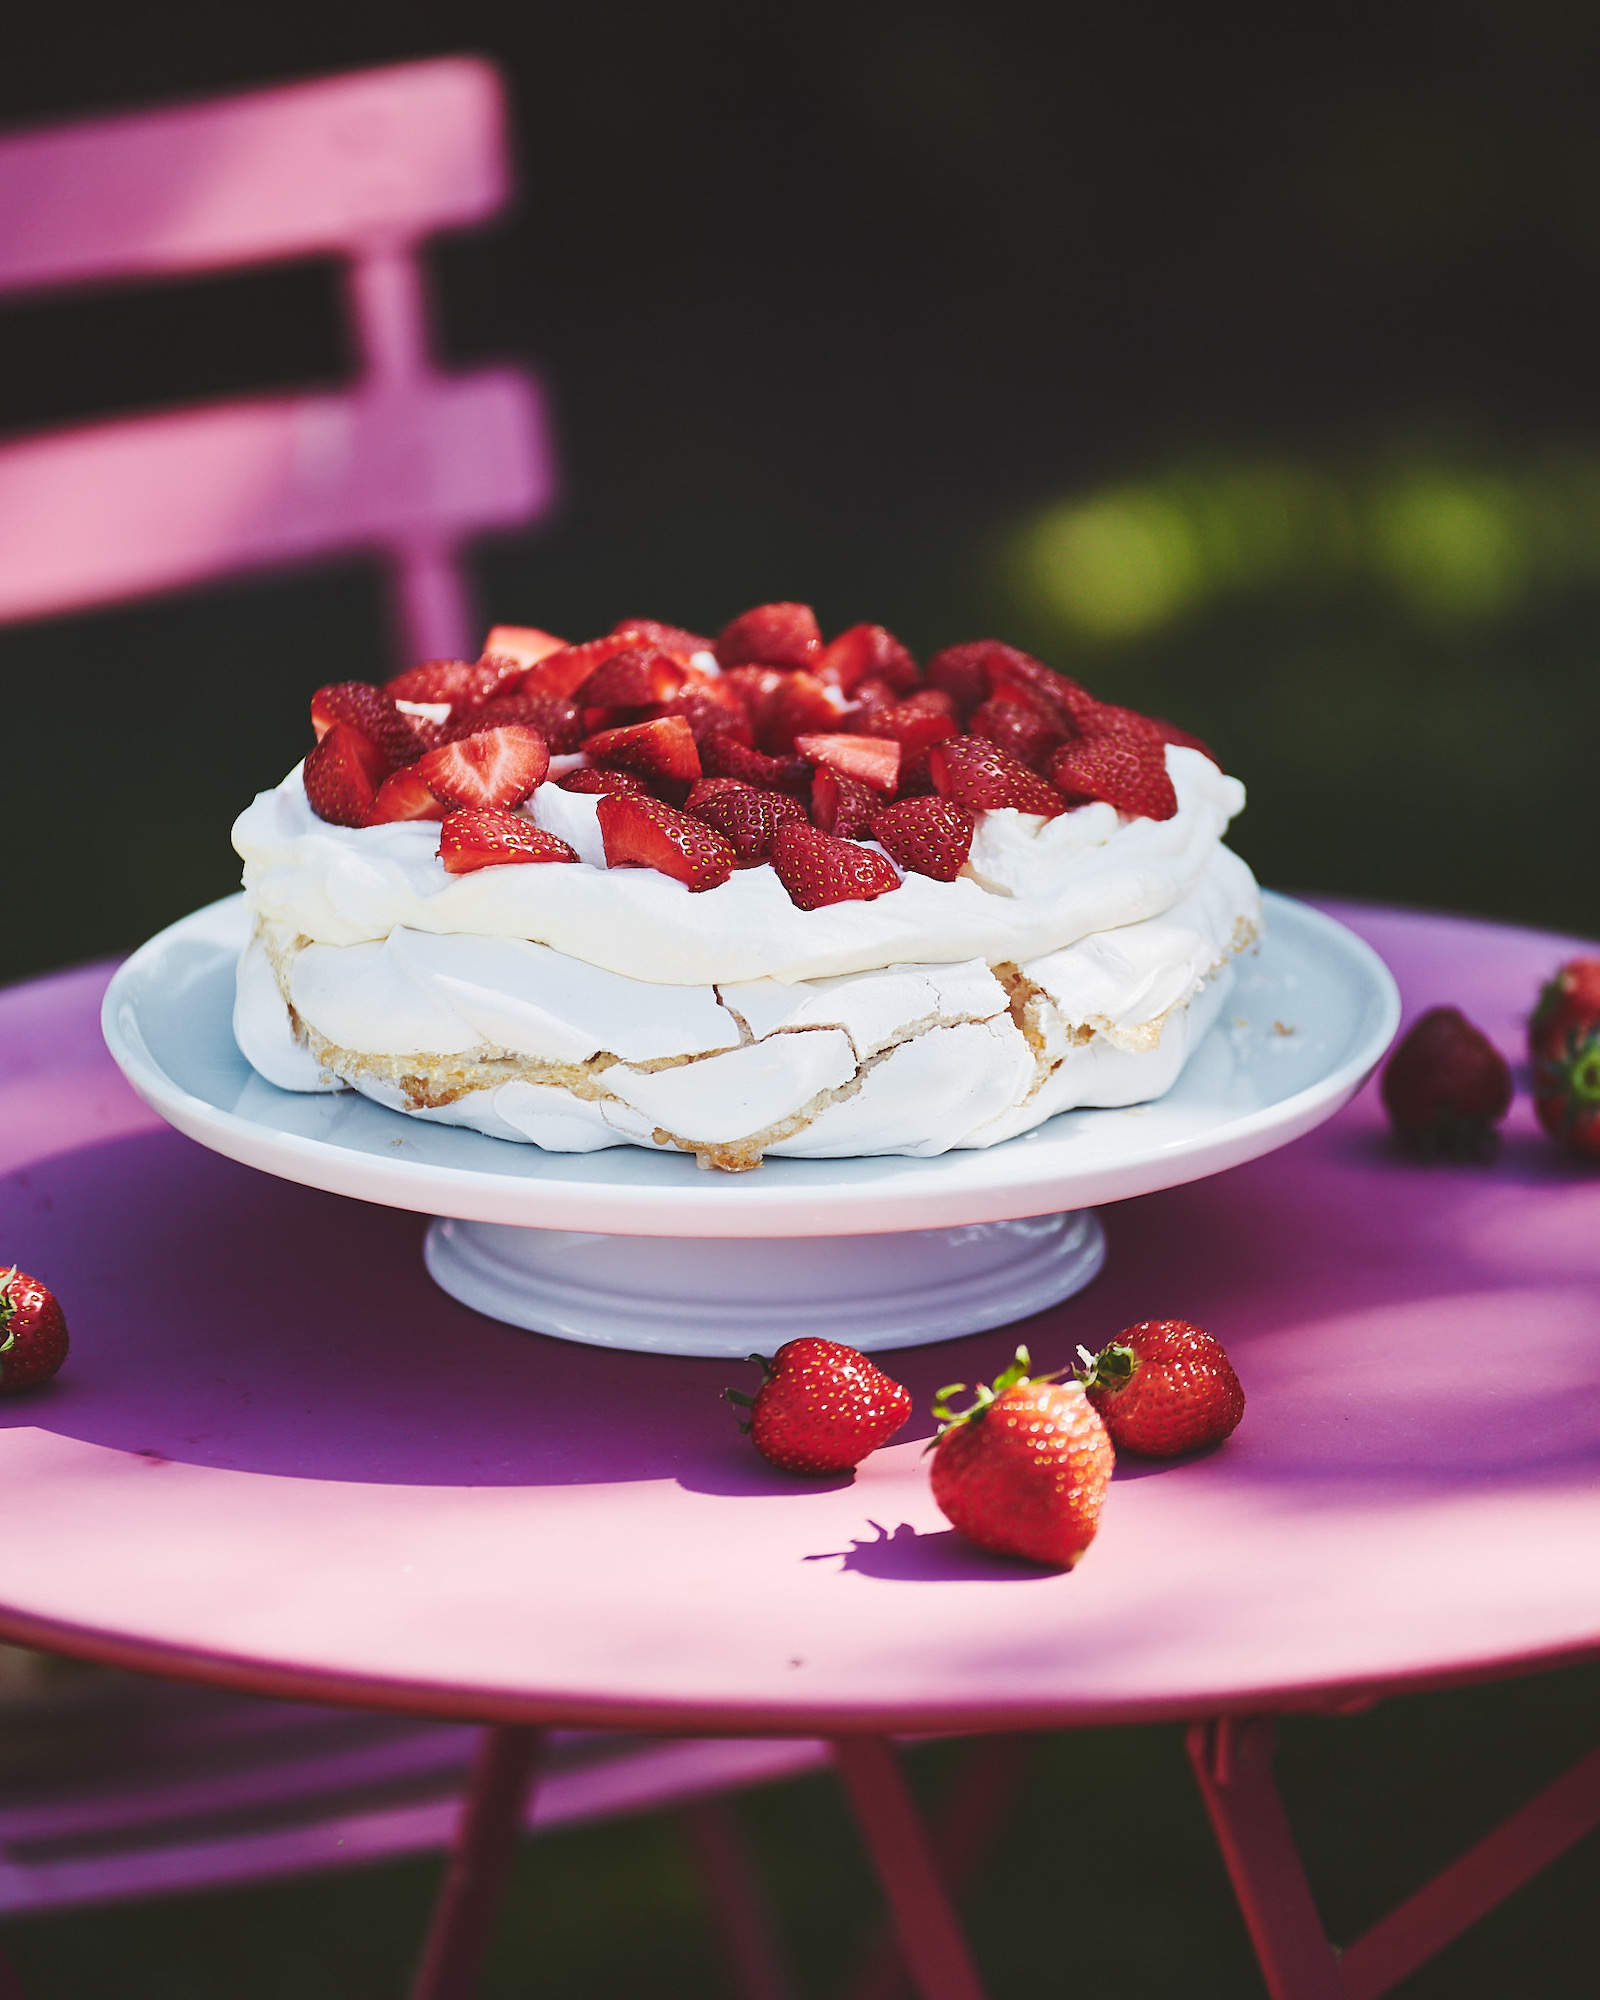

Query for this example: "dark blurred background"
[3,0,1598,988]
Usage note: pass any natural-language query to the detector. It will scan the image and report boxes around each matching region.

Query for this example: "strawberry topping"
[310,681,420,766]
[810,765,880,838]
[582,714,702,782]
[793,732,901,794]
[480,625,567,670]
[438,807,578,874]
[815,622,920,695]
[573,644,689,709]
[760,670,847,753]
[700,733,813,796]
[611,617,715,661]
[597,792,736,891]
[304,724,390,826]
[1047,734,1177,821]
[363,767,448,825]
[770,822,901,910]
[413,725,550,811]
[715,601,823,671]
[967,697,1068,773]
[515,633,641,704]
[685,783,807,867]
[558,766,650,796]
[384,655,524,715]
[869,795,976,881]
[926,736,1068,817]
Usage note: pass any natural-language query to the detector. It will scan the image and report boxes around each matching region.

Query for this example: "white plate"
[103,890,1398,1238]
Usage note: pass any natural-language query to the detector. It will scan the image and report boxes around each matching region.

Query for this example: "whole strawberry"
[1379,1005,1512,1159]
[725,1339,912,1474]
[0,1269,69,1394]
[1529,958,1600,1159]
[928,1349,1113,1569]
[1077,1320,1243,1457]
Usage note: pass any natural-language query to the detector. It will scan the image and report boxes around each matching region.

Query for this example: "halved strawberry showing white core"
[412,725,549,811]
[582,715,702,782]
[363,767,448,825]
[794,732,901,794]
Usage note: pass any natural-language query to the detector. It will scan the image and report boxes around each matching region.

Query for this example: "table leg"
[830,1737,988,2000]
[679,1796,798,2000]
[844,1735,1036,2000]
[1186,1717,1346,2000]
[1337,1738,1600,2000]
[409,1724,545,2000]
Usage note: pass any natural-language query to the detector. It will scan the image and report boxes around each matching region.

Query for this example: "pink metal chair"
[0,54,555,663]
[0,57,859,2000]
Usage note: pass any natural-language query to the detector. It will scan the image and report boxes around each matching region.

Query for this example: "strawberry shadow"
[804,1518,1055,1582]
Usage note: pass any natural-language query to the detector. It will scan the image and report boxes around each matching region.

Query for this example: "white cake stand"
[102,892,1398,1357]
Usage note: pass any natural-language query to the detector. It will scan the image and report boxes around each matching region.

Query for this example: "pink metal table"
[1,904,1597,2000]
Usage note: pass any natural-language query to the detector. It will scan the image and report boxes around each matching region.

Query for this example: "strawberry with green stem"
[725,1339,911,1474]
[0,1269,68,1394]
[1530,959,1600,1160]
[927,1347,1113,1569]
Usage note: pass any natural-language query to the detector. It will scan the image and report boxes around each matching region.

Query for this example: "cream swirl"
[233,746,1245,986]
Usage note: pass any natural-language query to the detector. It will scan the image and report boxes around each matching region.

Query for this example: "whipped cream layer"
[234,747,1245,987]
[235,845,1259,1167]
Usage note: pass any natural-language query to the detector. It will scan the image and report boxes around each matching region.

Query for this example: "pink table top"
[0,904,1596,1735]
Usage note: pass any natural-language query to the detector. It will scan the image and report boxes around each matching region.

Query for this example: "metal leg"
[845,1735,1036,2000]
[1339,1739,1600,2000]
[409,1724,544,2000]
[680,1796,798,2000]
[1186,1717,1346,2000]
[830,1737,988,2000]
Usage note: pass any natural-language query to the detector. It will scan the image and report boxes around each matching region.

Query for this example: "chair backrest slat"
[0,57,508,296]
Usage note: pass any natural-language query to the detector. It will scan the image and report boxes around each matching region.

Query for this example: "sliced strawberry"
[573,644,688,708]
[846,675,899,719]
[793,732,901,794]
[869,796,976,881]
[384,655,523,715]
[1149,717,1218,765]
[686,783,806,867]
[309,681,419,767]
[924,642,995,722]
[413,725,550,811]
[303,724,389,826]
[701,733,813,796]
[860,700,958,755]
[480,624,567,670]
[439,807,578,874]
[363,767,448,825]
[441,694,582,756]
[660,687,755,747]
[582,714,702,782]
[927,736,1068,817]
[611,617,715,661]
[985,650,1097,732]
[715,602,823,671]
[770,822,901,910]
[761,670,847,753]
[967,697,1069,772]
[810,765,879,838]
[1047,735,1178,821]
[815,622,920,695]
[558,766,650,796]
[516,633,640,703]
[597,792,736,891]
[685,776,756,809]
[721,664,787,737]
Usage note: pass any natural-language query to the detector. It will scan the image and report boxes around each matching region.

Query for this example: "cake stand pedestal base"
[422,1209,1107,1357]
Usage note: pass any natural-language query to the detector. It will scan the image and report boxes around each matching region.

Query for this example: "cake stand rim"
[100,890,1400,1239]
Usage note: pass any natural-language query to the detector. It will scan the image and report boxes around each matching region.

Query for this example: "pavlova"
[233,603,1259,1170]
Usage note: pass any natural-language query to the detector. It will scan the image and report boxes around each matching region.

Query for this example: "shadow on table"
[802,1519,1054,1583]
